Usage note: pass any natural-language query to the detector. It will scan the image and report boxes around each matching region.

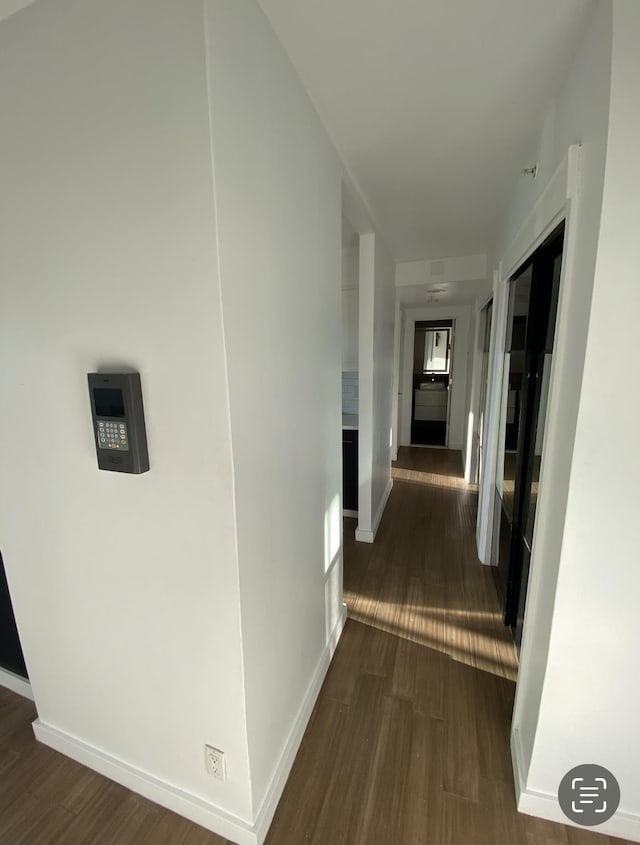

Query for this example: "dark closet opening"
[0,552,28,679]
[492,222,564,650]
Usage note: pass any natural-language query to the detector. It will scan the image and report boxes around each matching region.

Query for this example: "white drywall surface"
[0,0,252,821]
[371,236,396,523]
[357,233,395,541]
[342,246,359,370]
[522,0,640,830]
[502,0,613,793]
[205,0,344,817]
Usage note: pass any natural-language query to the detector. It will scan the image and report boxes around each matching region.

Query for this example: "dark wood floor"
[267,448,631,845]
[0,447,632,844]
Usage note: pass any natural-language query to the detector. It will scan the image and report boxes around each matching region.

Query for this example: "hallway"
[0,448,634,844]
[266,447,631,845]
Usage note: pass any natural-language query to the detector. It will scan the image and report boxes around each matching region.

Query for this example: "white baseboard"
[328,603,348,657]
[33,720,258,845]
[342,509,358,518]
[512,726,640,842]
[355,478,393,544]
[0,667,33,700]
[253,603,348,843]
[33,607,349,845]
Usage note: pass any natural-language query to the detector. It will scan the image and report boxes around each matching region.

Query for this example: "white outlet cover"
[205,745,226,781]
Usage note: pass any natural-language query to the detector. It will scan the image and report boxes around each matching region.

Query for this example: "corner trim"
[253,604,348,843]
[356,478,393,543]
[512,726,640,842]
[33,720,258,845]
[510,724,528,803]
[0,667,33,700]
[328,603,348,657]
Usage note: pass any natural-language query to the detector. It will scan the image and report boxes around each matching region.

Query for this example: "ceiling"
[258,0,593,262]
[2,0,593,265]
[398,279,492,310]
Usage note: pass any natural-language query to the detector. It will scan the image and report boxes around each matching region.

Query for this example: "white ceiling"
[398,279,492,310]
[2,0,593,265]
[258,0,593,261]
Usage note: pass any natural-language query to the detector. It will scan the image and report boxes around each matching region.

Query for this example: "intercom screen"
[94,388,125,418]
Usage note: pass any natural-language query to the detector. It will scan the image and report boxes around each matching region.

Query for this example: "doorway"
[410,320,453,446]
[492,223,564,649]
[0,552,28,679]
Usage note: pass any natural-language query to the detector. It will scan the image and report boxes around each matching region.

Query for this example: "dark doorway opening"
[410,319,453,447]
[0,552,28,679]
[492,223,564,649]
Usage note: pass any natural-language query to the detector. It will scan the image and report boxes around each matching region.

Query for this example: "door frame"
[399,305,472,453]
[409,319,454,448]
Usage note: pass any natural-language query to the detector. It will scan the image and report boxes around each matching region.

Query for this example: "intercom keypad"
[97,420,129,451]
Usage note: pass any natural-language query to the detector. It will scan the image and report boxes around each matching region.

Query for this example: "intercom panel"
[88,372,150,473]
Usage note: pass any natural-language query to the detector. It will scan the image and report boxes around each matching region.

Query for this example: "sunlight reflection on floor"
[392,465,478,491]
[344,592,518,681]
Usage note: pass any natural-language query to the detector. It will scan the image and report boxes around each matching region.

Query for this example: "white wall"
[342,245,359,289]
[356,233,395,542]
[205,0,345,823]
[341,246,359,370]
[0,1,351,840]
[485,0,640,837]
[371,236,396,524]
[463,304,484,483]
[399,306,473,453]
[514,2,640,838]
[499,0,613,802]
[0,0,253,825]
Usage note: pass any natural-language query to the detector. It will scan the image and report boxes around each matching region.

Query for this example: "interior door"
[492,223,564,647]
[0,552,28,678]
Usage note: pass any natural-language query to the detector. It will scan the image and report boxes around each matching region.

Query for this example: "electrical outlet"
[205,745,226,781]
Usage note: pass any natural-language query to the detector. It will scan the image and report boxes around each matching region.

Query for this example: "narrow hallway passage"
[267,447,632,845]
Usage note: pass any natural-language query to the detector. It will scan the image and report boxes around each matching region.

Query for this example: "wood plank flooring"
[0,446,633,844]
[266,448,632,845]
[0,686,233,845]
